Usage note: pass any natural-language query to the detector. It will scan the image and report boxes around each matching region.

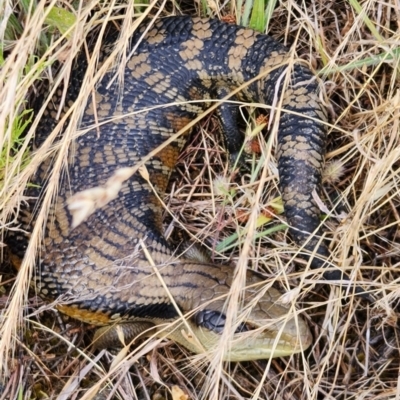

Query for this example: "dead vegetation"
[0,0,399,399]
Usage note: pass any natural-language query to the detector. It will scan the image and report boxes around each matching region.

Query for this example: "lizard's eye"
[234,322,251,333]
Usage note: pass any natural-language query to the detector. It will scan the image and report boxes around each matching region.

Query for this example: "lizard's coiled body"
[9,16,330,360]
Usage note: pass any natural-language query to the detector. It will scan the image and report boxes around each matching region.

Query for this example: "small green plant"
[0,109,33,190]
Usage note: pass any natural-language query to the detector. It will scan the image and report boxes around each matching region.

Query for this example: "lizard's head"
[168,289,312,361]
[165,281,312,361]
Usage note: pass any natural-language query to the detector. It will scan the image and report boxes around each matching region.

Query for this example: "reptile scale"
[9,16,338,361]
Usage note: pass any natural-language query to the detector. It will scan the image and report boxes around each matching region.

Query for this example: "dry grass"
[1,0,400,399]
